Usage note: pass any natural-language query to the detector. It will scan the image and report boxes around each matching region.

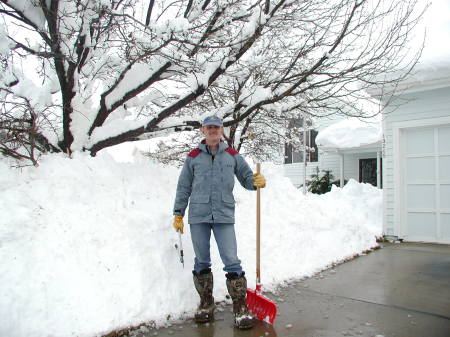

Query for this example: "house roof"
[316,118,382,152]
[367,58,450,98]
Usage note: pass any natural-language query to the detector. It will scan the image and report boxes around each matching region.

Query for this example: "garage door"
[403,124,450,243]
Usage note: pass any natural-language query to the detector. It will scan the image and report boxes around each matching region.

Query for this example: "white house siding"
[284,150,380,188]
[283,161,320,188]
[318,152,360,184]
[284,112,382,188]
[342,152,380,182]
[283,150,343,188]
[318,150,341,178]
[383,86,450,243]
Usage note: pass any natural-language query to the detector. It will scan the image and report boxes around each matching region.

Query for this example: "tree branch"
[88,3,276,154]
[0,1,52,45]
[11,40,57,58]
[145,0,155,25]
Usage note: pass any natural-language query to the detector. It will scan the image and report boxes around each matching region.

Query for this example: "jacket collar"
[198,139,228,154]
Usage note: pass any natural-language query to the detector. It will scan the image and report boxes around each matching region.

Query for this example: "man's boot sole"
[194,312,214,323]
[236,324,253,330]
[234,318,254,329]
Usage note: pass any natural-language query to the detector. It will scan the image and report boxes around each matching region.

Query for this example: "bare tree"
[0,91,58,165]
[143,131,202,167]
[184,0,426,153]
[0,0,425,161]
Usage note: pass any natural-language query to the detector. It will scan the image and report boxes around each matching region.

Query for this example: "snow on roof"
[366,57,450,98]
[316,118,382,150]
[366,0,450,98]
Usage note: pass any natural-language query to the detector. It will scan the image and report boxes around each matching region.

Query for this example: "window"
[284,119,318,164]
[359,158,382,188]
[309,130,318,162]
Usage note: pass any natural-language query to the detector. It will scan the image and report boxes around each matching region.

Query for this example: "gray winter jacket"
[173,141,256,224]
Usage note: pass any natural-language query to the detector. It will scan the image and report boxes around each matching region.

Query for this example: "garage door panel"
[441,214,450,239]
[406,157,435,182]
[406,213,436,238]
[439,156,450,180]
[406,128,434,154]
[407,185,436,209]
[440,185,450,209]
[438,126,450,152]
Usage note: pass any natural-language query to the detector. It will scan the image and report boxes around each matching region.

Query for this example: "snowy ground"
[0,152,382,337]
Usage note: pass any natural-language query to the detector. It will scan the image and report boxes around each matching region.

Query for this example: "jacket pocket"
[189,195,210,220]
[221,192,235,204]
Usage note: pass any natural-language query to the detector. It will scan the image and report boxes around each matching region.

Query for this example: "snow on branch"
[0,0,425,160]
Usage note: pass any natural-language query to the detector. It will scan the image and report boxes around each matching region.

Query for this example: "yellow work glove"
[253,173,266,188]
[172,215,184,233]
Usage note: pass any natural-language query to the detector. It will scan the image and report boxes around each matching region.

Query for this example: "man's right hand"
[173,215,184,233]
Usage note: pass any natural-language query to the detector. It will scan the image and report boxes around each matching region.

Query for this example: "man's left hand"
[253,173,266,188]
[172,215,184,233]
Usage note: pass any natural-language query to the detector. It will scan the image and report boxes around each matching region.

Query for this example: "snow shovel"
[246,163,277,324]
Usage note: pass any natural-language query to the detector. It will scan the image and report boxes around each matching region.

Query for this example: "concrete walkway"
[130,243,450,337]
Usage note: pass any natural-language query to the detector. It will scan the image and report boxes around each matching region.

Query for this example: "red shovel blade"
[246,285,277,325]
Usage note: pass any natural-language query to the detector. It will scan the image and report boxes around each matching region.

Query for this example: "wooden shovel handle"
[256,163,261,285]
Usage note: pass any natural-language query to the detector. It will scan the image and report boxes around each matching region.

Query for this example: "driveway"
[123,242,450,337]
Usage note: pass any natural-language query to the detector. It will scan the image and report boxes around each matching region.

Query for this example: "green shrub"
[306,167,346,194]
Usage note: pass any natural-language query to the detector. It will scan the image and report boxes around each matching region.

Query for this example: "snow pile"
[316,118,382,149]
[0,153,382,337]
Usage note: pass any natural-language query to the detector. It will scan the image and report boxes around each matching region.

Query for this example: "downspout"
[377,151,381,188]
[303,128,307,194]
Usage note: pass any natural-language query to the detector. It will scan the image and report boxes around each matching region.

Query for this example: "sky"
[416,0,450,62]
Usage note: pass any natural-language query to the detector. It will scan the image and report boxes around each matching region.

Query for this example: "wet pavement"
[125,243,450,337]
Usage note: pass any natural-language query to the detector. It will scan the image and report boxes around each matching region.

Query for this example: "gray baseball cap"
[202,115,223,127]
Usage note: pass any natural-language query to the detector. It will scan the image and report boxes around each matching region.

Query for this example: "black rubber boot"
[226,272,254,329]
[193,268,215,323]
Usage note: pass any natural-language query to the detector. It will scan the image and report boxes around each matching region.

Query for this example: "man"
[172,115,266,329]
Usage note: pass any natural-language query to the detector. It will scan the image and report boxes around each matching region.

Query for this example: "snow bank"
[0,154,382,337]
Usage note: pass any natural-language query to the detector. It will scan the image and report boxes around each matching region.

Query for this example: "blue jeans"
[190,222,242,274]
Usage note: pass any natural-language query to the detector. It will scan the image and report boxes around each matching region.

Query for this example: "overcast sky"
[417,0,450,62]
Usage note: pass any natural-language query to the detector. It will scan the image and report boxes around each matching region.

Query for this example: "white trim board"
[392,116,450,130]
